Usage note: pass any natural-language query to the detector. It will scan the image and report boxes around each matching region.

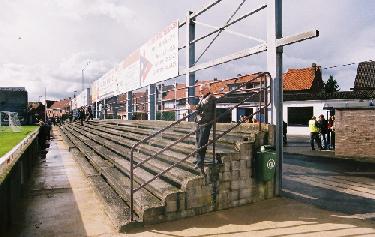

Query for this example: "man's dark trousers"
[195,123,212,165]
[310,132,321,150]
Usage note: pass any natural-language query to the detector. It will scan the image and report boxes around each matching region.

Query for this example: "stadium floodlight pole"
[44,87,47,122]
[81,61,91,91]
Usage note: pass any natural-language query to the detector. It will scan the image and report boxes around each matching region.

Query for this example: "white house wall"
[284,99,359,135]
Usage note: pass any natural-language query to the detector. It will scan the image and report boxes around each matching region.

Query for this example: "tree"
[324,75,340,93]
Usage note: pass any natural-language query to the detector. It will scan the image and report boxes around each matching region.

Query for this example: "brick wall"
[335,108,375,158]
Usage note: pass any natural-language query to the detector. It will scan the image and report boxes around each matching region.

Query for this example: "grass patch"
[0,126,38,157]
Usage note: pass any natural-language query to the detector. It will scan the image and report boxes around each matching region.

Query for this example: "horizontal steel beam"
[194,20,266,43]
[179,4,268,50]
[179,0,224,28]
[276,30,319,47]
[182,44,267,74]
[180,29,319,74]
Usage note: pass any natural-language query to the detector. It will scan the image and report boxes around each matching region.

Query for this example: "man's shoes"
[312,148,315,150]
[194,163,202,170]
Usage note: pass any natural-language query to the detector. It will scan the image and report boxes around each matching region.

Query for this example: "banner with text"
[140,20,179,87]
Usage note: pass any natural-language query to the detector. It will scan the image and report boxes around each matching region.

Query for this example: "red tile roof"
[283,67,316,91]
[162,74,262,102]
[50,99,70,110]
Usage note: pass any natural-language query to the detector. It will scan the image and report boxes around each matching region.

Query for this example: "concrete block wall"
[163,129,276,221]
[335,108,375,159]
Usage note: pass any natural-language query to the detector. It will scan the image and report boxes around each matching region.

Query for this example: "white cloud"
[0,0,374,101]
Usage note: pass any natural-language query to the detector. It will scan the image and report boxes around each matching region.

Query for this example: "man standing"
[79,107,85,126]
[86,106,94,121]
[318,114,328,149]
[309,116,322,150]
[190,84,216,172]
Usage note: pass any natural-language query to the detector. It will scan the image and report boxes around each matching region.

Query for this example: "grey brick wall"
[335,108,375,159]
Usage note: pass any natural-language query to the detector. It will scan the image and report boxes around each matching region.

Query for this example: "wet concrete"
[8,128,113,237]
[8,128,375,236]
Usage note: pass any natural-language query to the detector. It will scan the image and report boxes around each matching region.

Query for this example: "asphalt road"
[282,135,375,221]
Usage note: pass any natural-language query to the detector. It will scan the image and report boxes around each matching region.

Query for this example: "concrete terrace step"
[81,123,206,168]
[62,126,179,200]
[94,121,241,154]
[59,129,139,231]
[60,127,184,223]
[60,119,275,230]
[66,124,201,187]
[81,123,199,170]
[105,119,260,139]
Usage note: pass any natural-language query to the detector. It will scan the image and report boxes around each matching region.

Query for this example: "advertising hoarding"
[91,20,179,102]
[115,49,141,96]
[140,20,179,87]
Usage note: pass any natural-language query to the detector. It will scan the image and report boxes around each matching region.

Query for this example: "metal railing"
[129,72,271,221]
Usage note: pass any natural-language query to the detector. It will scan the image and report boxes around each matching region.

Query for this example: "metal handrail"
[129,72,271,221]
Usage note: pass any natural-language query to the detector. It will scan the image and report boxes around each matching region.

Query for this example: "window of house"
[228,84,238,91]
[287,106,313,126]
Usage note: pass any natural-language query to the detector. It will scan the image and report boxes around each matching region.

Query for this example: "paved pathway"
[283,135,375,220]
[8,129,375,236]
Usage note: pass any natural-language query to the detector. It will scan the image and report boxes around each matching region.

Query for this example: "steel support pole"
[127,91,133,120]
[81,69,84,91]
[148,84,156,120]
[186,11,196,121]
[267,0,283,196]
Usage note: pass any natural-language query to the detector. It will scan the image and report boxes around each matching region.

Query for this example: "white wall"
[284,99,358,135]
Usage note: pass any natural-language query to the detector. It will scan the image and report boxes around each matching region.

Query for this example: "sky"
[0,0,374,101]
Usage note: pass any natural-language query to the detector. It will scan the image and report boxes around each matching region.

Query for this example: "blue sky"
[0,0,374,101]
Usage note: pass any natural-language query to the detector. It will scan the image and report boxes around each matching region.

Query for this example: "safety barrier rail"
[129,72,271,221]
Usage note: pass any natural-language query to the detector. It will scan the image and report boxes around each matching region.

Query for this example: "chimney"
[312,63,317,68]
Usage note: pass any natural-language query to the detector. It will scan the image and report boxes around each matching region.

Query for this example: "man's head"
[199,83,210,96]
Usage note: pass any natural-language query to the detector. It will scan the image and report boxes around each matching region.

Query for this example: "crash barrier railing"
[102,73,264,115]
[129,72,271,221]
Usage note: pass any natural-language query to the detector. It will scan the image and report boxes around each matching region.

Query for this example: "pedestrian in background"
[86,106,94,121]
[283,121,288,145]
[328,115,335,150]
[309,116,322,150]
[79,107,85,126]
[318,114,328,149]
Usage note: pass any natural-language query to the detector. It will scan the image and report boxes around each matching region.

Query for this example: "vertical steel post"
[95,101,98,119]
[264,75,268,123]
[130,149,134,221]
[267,0,283,196]
[81,69,84,91]
[148,84,156,120]
[186,11,196,121]
[127,91,133,120]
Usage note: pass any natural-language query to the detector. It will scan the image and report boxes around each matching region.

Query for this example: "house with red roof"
[283,63,375,135]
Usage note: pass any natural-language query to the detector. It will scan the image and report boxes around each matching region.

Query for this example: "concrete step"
[67,123,201,187]
[82,123,199,169]
[59,128,140,231]
[61,127,183,222]
[93,122,240,154]
[63,126,179,201]
[62,125,203,223]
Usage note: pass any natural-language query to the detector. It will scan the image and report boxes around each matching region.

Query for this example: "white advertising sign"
[90,20,179,101]
[98,69,116,100]
[91,79,99,103]
[115,49,141,96]
[140,20,179,87]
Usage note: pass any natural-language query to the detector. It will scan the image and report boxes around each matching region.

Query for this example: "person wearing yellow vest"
[309,116,322,150]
